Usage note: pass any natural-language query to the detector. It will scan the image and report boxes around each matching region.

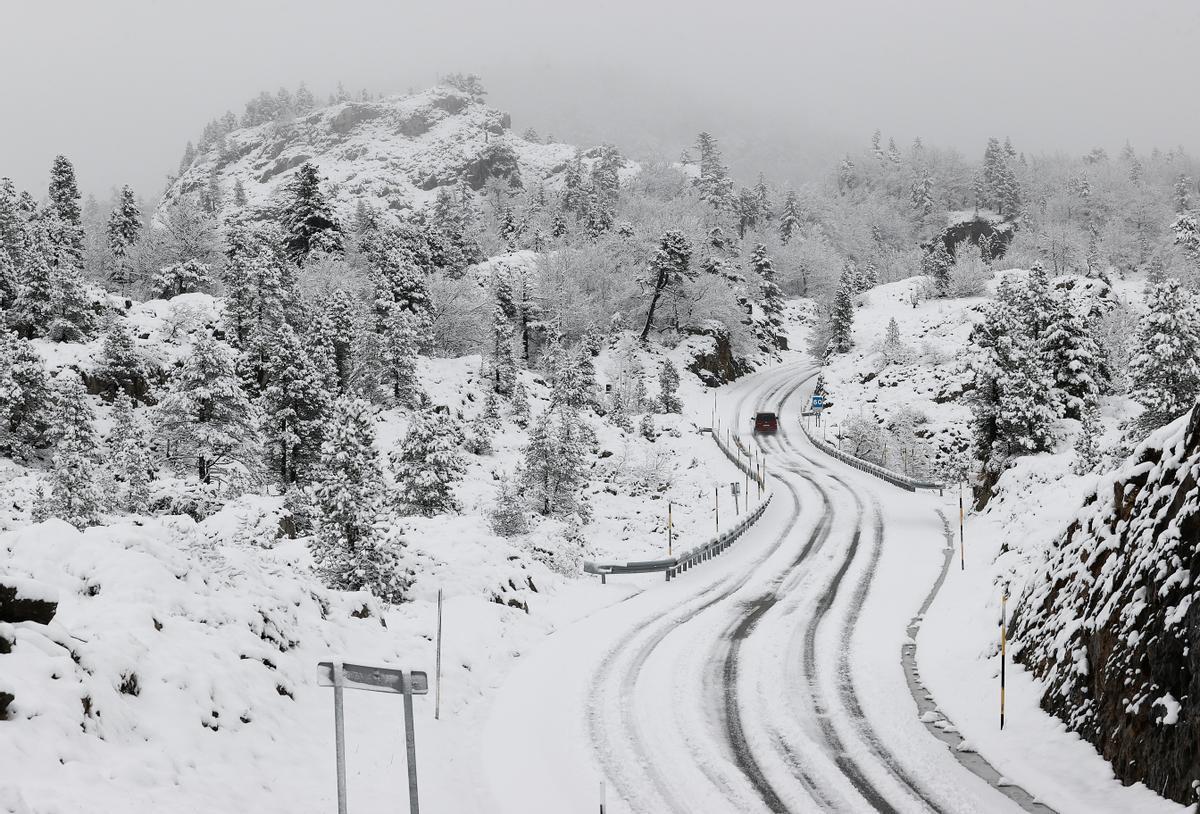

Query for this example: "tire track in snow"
[585,365,818,813]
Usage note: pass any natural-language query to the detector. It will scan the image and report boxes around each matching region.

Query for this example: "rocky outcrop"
[0,577,58,625]
[1012,402,1200,805]
[685,325,751,386]
[0,577,59,721]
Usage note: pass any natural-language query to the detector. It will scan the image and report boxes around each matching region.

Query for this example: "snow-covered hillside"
[165,86,635,224]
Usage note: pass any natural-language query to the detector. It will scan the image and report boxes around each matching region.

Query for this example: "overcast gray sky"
[3,0,1198,203]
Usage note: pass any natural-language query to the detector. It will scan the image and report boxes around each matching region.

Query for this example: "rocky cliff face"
[164,86,626,224]
[1013,402,1200,805]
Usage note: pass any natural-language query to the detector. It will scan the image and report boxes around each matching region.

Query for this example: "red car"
[753,412,778,434]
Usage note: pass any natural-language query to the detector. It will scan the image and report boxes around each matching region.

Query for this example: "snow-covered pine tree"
[510,379,531,428]
[106,185,141,261]
[922,241,953,297]
[464,411,494,456]
[640,230,694,341]
[47,155,83,266]
[309,396,410,603]
[522,405,589,518]
[1072,401,1101,475]
[826,273,855,355]
[489,471,529,536]
[157,334,261,484]
[380,310,424,408]
[489,302,517,396]
[45,372,103,528]
[658,358,682,413]
[281,162,343,265]
[751,243,785,349]
[261,324,329,485]
[1040,296,1103,420]
[639,413,655,441]
[694,132,734,212]
[12,221,56,337]
[0,330,50,457]
[969,283,1057,500]
[97,318,144,399]
[391,409,464,516]
[575,341,598,409]
[108,389,151,513]
[778,190,801,244]
[1129,278,1200,433]
[881,317,909,365]
[152,259,211,299]
[1020,262,1055,338]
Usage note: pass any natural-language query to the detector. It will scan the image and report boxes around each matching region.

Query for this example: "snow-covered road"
[482,360,1030,813]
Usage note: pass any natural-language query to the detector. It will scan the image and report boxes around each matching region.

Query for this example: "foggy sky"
[3,0,1198,204]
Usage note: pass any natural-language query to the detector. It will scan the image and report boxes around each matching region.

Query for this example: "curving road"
[483,360,1028,813]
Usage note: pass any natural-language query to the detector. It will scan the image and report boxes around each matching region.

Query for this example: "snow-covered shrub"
[949,244,991,297]
[148,478,224,520]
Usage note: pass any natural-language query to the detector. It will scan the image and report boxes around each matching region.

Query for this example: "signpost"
[318,661,429,814]
[731,481,740,514]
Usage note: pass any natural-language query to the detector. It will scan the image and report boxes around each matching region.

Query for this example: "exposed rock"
[1013,401,1200,805]
[329,103,383,135]
[0,577,58,625]
[685,325,751,386]
[0,691,12,720]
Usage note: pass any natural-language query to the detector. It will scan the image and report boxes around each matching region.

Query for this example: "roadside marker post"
[435,589,443,721]
[731,481,740,515]
[959,481,965,571]
[667,501,673,556]
[1000,587,1009,730]
[714,486,719,534]
[318,661,430,814]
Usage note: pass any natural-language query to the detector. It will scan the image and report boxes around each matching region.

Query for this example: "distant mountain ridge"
[163,85,628,223]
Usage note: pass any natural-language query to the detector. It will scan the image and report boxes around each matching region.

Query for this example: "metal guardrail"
[798,421,944,493]
[583,427,774,583]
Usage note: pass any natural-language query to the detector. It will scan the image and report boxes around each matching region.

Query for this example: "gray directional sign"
[317,661,429,695]
[318,661,428,814]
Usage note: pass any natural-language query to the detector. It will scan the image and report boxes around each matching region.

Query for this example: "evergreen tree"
[1129,279,1200,433]
[281,162,343,264]
[464,411,494,456]
[152,259,211,298]
[490,296,517,395]
[694,132,733,211]
[12,222,56,337]
[158,334,261,483]
[778,191,801,244]
[489,471,529,536]
[639,413,656,441]
[309,397,410,602]
[523,405,589,517]
[391,409,465,516]
[510,379,531,428]
[827,271,856,355]
[106,185,141,261]
[312,288,358,393]
[261,324,329,484]
[657,358,681,413]
[108,390,151,513]
[233,179,248,209]
[1040,297,1103,420]
[969,285,1057,498]
[97,319,144,399]
[0,330,50,457]
[47,155,83,263]
[751,243,785,348]
[575,341,598,409]
[640,230,694,340]
[1175,174,1192,213]
[380,310,423,407]
[46,372,103,528]
[881,317,909,365]
[1072,402,1101,476]
[922,241,953,296]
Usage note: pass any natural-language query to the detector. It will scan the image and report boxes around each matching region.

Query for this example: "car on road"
[753,411,778,434]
